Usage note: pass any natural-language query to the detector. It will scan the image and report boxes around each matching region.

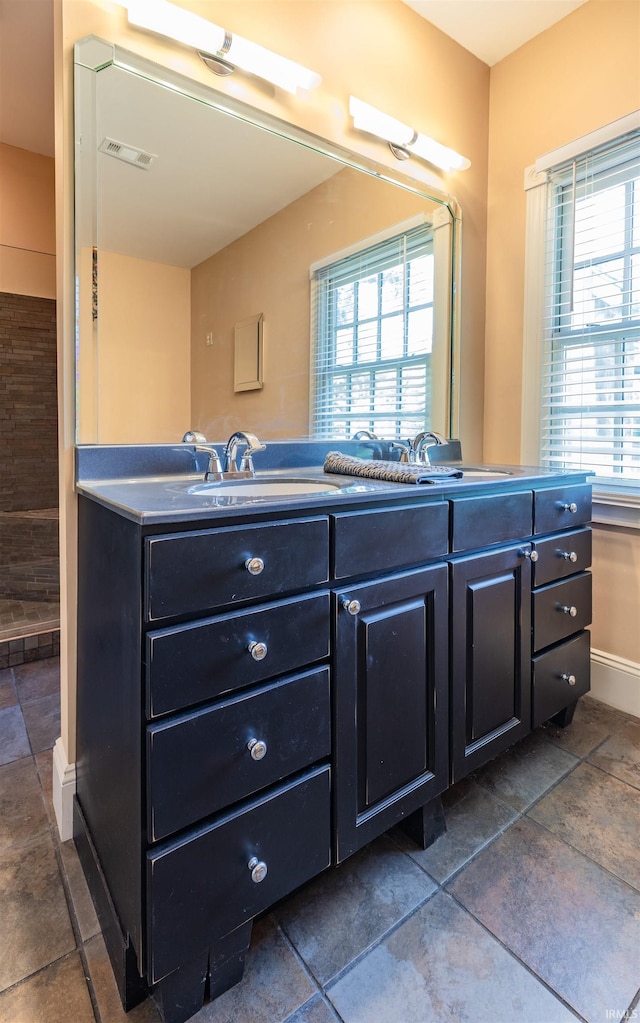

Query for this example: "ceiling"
[0,0,590,159]
[402,0,588,67]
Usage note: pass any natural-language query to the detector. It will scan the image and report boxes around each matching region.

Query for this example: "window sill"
[592,484,640,529]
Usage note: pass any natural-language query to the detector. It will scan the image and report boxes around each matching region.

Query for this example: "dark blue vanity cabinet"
[74,470,592,1023]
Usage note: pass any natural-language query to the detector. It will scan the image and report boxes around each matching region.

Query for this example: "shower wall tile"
[0,292,58,515]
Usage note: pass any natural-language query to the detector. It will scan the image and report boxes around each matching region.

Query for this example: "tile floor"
[0,657,639,1023]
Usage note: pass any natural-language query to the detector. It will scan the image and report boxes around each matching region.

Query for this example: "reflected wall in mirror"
[75,38,460,445]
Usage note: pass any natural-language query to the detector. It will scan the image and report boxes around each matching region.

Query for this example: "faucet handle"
[193,445,223,479]
[390,440,411,463]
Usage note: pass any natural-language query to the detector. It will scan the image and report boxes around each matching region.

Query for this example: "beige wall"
[0,142,55,298]
[84,251,191,443]
[191,167,444,439]
[485,0,640,666]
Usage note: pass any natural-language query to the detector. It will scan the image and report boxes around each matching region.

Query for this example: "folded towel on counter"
[323,451,463,484]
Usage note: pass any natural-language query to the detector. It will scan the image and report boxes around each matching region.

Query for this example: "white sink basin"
[187,478,342,498]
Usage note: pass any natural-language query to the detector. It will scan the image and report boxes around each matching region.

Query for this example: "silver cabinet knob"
[247,738,268,761]
[561,551,578,563]
[342,599,361,616]
[560,673,577,686]
[248,641,268,661]
[561,502,578,513]
[521,549,538,562]
[245,556,265,575]
[559,605,578,617]
[248,857,268,883]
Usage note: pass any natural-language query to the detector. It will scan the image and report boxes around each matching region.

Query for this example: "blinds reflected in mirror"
[311,221,434,440]
[541,130,640,484]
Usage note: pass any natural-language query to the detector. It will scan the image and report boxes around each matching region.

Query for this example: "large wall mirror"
[74,37,461,446]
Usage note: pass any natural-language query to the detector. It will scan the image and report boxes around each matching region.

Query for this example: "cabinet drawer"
[146,592,330,718]
[534,485,591,535]
[533,528,592,586]
[145,517,329,622]
[450,491,532,553]
[533,572,592,652]
[332,502,448,579]
[532,631,590,727]
[147,667,330,841]
[146,765,330,984]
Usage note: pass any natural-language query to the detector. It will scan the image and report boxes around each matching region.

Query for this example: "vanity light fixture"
[349,97,470,173]
[111,0,322,94]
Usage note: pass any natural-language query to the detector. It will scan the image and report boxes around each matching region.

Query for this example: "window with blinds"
[541,131,640,486]
[310,223,434,439]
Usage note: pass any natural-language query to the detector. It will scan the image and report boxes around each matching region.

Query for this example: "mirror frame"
[74,35,462,445]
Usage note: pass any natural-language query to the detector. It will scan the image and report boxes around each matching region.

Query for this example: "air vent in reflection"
[98,137,157,170]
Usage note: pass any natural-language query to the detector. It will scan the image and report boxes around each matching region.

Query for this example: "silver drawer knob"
[248,641,268,661]
[247,738,268,761]
[248,857,268,883]
[245,556,265,575]
[561,502,578,513]
[559,605,578,617]
[561,673,577,686]
[343,599,361,616]
[561,551,578,563]
[521,549,538,562]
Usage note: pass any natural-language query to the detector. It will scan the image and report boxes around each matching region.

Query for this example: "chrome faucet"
[412,431,447,463]
[390,431,448,464]
[352,430,378,441]
[223,431,266,476]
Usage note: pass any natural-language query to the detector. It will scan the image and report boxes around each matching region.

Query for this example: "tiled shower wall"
[0,292,59,661]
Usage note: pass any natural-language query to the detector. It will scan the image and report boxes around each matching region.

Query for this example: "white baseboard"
[52,737,76,842]
[590,649,640,718]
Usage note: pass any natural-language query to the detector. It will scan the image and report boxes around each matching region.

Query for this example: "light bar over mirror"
[349,97,471,173]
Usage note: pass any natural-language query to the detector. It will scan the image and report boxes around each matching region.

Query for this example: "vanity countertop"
[75,445,588,525]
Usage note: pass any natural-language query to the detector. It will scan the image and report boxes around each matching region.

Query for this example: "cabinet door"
[450,544,531,782]
[333,564,448,863]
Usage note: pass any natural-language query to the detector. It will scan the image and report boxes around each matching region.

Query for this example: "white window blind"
[540,131,640,487]
[310,224,434,439]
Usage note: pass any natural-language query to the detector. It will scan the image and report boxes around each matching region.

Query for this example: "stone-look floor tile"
[13,657,60,705]
[0,757,49,854]
[34,749,55,827]
[0,705,31,766]
[0,671,17,711]
[284,994,340,1023]
[393,782,518,883]
[327,891,576,1023]
[0,829,76,992]
[543,695,634,759]
[191,917,316,1023]
[529,761,640,891]
[587,718,640,790]
[0,952,95,1023]
[448,817,640,1021]
[59,839,101,941]
[84,934,161,1023]
[276,835,437,985]
[21,692,60,753]
[472,729,578,811]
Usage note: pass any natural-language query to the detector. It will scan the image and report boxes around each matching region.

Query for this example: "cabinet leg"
[399,796,446,850]
[151,953,208,1023]
[209,921,253,1001]
[551,700,578,728]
